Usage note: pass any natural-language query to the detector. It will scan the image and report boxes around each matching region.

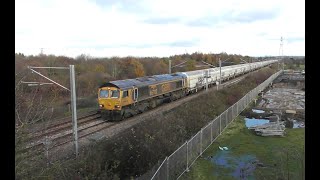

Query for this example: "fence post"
[252,90,254,100]
[151,157,167,180]
[167,156,170,180]
[219,115,221,134]
[246,94,248,107]
[210,121,213,143]
[225,110,228,125]
[237,101,239,116]
[239,99,242,113]
[232,105,234,120]
[200,128,203,156]
[186,141,189,172]
[242,97,244,111]
[251,90,253,101]
[243,96,245,108]
[246,94,248,106]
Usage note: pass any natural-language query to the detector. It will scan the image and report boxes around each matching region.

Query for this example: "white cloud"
[15,0,305,57]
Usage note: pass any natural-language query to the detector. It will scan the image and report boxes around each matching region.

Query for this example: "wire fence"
[150,70,282,180]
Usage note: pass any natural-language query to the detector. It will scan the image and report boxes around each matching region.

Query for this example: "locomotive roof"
[100,73,185,90]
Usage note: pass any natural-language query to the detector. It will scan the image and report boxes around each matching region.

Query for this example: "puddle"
[208,150,258,179]
[245,118,270,128]
[252,109,265,113]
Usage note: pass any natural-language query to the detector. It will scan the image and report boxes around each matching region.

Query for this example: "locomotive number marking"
[162,83,171,93]
[149,85,157,96]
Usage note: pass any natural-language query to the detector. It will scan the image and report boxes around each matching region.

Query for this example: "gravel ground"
[258,88,305,110]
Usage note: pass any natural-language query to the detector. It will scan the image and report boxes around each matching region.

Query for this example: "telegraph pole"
[69,65,78,157]
[219,58,222,85]
[280,37,284,58]
[201,61,215,91]
[280,37,284,70]
[169,59,171,74]
[112,60,117,78]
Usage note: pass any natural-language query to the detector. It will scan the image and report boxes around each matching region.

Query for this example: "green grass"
[299,64,305,70]
[182,116,305,180]
[284,63,305,71]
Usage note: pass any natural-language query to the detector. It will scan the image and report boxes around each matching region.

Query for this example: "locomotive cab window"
[122,90,128,98]
[99,90,109,98]
[111,90,120,98]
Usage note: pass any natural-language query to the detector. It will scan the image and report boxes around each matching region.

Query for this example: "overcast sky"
[15,0,305,58]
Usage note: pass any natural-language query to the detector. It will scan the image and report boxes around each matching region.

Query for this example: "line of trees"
[16,52,276,101]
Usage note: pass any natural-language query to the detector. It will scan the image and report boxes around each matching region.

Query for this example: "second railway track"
[28,112,101,141]
[23,111,115,152]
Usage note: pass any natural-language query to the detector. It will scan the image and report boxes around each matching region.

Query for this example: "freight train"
[98,60,278,121]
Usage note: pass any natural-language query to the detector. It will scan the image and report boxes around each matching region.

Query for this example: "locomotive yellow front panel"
[98,87,121,111]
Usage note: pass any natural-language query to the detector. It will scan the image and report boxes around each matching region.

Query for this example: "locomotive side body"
[98,74,187,121]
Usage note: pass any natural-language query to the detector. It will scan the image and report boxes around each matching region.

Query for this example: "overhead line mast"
[279,37,284,70]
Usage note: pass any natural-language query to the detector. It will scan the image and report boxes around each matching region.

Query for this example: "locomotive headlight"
[115,105,120,108]
[99,104,104,108]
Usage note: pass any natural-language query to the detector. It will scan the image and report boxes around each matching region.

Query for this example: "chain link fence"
[150,70,282,180]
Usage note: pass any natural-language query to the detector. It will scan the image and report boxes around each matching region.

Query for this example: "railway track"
[22,110,117,153]
[27,111,101,141]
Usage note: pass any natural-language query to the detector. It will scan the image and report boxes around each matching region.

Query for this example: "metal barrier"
[150,70,282,180]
